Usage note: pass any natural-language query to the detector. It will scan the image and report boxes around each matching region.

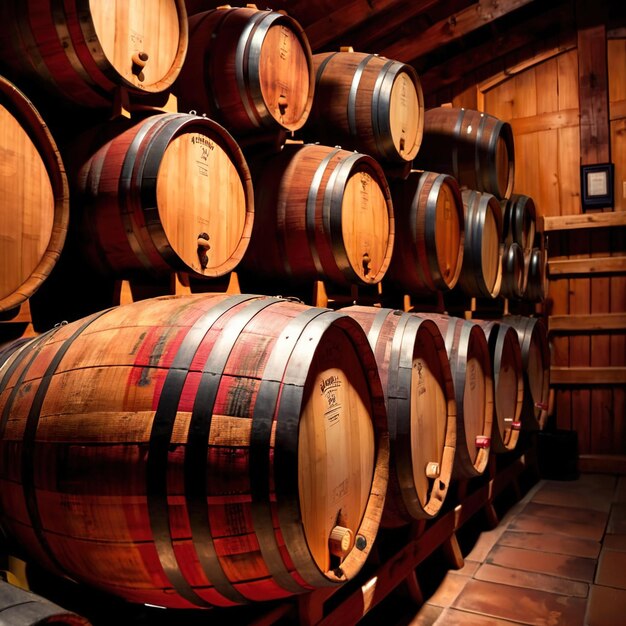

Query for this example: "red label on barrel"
[475,436,491,449]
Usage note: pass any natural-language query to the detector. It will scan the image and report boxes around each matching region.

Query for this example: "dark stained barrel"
[342,306,456,526]
[414,107,515,200]
[386,171,464,295]
[0,294,389,608]
[500,242,525,300]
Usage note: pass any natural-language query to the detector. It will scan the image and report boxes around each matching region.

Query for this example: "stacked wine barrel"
[0,1,551,619]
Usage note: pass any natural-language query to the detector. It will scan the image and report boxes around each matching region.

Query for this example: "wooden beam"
[549,256,626,276]
[611,99,626,122]
[509,108,579,137]
[543,212,626,231]
[380,0,538,63]
[549,313,626,332]
[550,366,626,384]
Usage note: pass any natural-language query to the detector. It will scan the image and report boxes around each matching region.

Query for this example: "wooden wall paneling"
[484,78,516,120]
[535,57,560,114]
[611,119,626,212]
[558,126,583,216]
[557,49,581,111]
[611,226,626,454]
[568,231,592,453]
[512,66,538,118]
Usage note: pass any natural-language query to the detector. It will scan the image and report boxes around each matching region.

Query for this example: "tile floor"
[408,474,626,626]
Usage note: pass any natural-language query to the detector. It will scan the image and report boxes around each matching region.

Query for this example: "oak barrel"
[174,7,314,136]
[477,321,524,453]
[73,112,253,280]
[0,580,91,625]
[503,315,550,430]
[0,75,69,313]
[0,294,388,609]
[241,143,395,287]
[419,315,493,478]
[414,107,515,200]
[0,1,188,108]
[341,306,456,525]
[500,194,536,254]
[524,247,548,302]
[386,171,464,295]
[458,189,504,299]
[500,242,525,300]
[304,50,424,164]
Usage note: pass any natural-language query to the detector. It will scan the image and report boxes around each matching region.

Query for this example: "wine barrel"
[503,315,550,430]
[73,112,253,280]
[303,50,424,164]
[0,75,69,313]
[174,7,314,136]
[0,294,388,609]
[414,107,515,200]
[385,171,464,295]
[458,189,504,299]
[419,315,493,478]
[341,306,456,525]
[0,1,188,108]
[500,242,525,300]
[524,247,548,302]
[241,143,394,287]
[0,580,91,625]
[500,194,536,255]
[477,321,524,453]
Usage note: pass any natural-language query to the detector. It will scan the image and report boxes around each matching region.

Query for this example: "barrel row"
[0,294,549,609]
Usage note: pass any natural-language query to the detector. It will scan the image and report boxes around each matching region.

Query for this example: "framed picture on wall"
[581,163,614,210]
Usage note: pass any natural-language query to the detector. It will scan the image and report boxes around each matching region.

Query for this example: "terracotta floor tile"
[607,503,626,535]
[456,559,481,577]
[508,512,606,542]
[585,584,626,626]
[426,572,470,608]
[522,501,608,527]
[486,545,596,582]
[497,529,601,559]
[614,477,626,503]
[595,549,626,589]
[408,603,444,626]
[531,483,613,513]
[602,534,626,551]
[466,526,509,563]
[452,578,586,625]
[475,563,589,597]
[434,607,523,625]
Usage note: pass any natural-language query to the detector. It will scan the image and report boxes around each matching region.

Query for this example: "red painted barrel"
[0,75,69,313]
[174,7,314,137]
[0,294,389,609]
[73,113,254,280]
[477,321,524,453]
[419,314,494,479]
[0,1,188,108]
[342,306,456,526]
[386,171,465,295]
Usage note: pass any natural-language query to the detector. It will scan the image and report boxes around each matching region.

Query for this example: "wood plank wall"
[430,26,626,461]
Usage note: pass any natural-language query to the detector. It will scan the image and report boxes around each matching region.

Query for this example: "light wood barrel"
[0,294,388,609]
[341,306,456,525]
[0,1,188,108]
[458,189,504,299]
[242,143,394,287]
[477,321,524,453]
[503,315,550,430]
[414,107,515,200]
[174,7,314,136]
[0,75,69,313]
[0,580,91,625]
[304,50,424,164]
[73,112,253,280]
[386,171,464,295]
[500,242,525,300]
[500,194,536,254]
[420,314,493,479]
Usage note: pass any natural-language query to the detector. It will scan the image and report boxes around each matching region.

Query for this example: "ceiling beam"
[380,0,538,63]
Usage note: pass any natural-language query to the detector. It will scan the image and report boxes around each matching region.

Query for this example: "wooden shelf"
[549,312,626,332]
[550,366,626,385]
[548,256,626,276]
[543,212,626,231]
